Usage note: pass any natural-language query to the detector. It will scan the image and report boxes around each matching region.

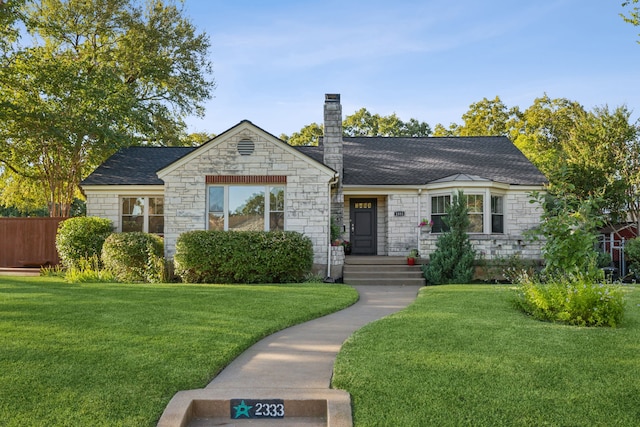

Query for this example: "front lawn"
[0,276,358,426]
[332,285,640,426]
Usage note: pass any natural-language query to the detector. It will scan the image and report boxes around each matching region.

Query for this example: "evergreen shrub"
[55,216,113,270]
[422,190,476,285]
[101,232,165,283]
[174,230,313,283]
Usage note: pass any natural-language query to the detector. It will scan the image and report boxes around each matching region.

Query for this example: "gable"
[157,120,335,180]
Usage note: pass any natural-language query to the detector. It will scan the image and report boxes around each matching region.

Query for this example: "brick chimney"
[323,94,344,225]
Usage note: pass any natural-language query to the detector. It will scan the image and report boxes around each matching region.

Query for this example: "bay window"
[208,185,285,231]
[431,192,501,234]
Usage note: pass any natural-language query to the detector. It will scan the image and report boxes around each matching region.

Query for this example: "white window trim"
[119,196,164,234]
[206,184,286,231]
[428,189,508,235]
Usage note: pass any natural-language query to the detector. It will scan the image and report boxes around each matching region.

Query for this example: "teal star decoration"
[232,400,253,419]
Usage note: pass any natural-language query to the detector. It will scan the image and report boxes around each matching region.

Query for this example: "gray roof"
[297,136,547,186]
[81,146,195,185]
[82,136,546,187]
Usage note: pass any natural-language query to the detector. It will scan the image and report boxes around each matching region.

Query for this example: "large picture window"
[121,196,164,234]
[208,185,285,231]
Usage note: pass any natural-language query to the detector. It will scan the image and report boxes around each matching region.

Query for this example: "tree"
[0,0,214,216]
[458,96,516,136]
[431,122,460,137]
[281,109,431,145]
[422,190,476,285]
[280,123,323,146]
[509,94,585,179]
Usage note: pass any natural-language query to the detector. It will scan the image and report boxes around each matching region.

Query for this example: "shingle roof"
[81,146,195,185]
[296,136,547,186]
[82,136,547,187]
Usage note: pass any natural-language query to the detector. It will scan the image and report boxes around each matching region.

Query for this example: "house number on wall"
[394,211,405,217]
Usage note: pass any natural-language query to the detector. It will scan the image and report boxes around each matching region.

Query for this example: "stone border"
[157,388,352,427]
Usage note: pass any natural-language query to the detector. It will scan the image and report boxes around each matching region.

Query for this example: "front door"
[350,198,377,255]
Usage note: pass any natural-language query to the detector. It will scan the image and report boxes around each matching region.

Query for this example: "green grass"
[332,284,640,426]
[0,276,358,426]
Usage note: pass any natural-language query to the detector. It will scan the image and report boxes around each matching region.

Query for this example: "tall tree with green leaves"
[509,94,585,179]
[458,96,516,136]
[281,108,431,145]
[0,0,214,216]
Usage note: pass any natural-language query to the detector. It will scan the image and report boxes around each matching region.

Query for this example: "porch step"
[343,256,426,286]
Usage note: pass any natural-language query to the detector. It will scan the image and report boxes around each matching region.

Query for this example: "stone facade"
[157,122,335,269]
[343,188,544,261]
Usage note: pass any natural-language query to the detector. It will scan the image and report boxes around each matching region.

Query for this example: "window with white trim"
[121,196,164,234]
[430,193,486,233]
[208,185,285,231]
[491,195,504,233]
[431,195,450,233]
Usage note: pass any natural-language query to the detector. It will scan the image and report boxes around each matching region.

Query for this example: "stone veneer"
[344,189,544,260]
[158,123,335,269]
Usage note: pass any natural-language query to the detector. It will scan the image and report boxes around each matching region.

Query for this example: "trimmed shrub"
[514,273,626,327]
[56,217,113,270]
[422,190,476,285]
[174,230,313,283]
[101,232,165,283]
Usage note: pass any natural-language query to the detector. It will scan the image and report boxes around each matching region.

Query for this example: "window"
[431,193,485,233]
[208,185,285,231]
[431,195,450,233]
[491,195,504,233]
[121,196,164,234]
[466,194,483,233]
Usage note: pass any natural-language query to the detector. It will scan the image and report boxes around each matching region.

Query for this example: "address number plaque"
[231,399,285,419]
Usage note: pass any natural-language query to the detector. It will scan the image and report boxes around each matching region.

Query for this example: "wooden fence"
[0,218,67,268]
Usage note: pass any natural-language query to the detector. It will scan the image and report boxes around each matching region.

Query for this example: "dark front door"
[350,198,377,255]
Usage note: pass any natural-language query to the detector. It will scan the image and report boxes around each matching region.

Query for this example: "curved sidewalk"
[157,285,421,427]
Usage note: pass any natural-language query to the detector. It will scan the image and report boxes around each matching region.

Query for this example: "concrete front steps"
[343,256,426,286]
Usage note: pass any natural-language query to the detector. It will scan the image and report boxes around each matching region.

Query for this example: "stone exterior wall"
[418,190,544,260]
[85,193,120,229]
[386,193,421,256]
[160,125,334,269]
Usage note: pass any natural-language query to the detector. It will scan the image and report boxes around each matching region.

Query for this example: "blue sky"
[183,0,640,137]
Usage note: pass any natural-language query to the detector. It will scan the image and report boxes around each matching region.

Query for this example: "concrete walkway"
[157,285,421,426]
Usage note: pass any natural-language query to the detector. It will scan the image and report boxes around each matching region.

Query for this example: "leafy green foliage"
[527,191,603,278]
[0,0,214,216]
[174,230,314,283]
[514,273,626,327]
[55,216,113,270]
[64,255,117,284]
[101,232,165,283]
[422,190,476,285]
[624,237,640,279]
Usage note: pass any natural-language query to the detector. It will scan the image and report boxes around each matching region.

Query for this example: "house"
[81,94,547,275]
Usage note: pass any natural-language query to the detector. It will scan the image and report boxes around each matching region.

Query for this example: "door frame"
[349,198,378,255]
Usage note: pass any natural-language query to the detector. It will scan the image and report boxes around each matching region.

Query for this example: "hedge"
[56,217,113,269]
[174,230,314,283]
[102,232,165,283]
